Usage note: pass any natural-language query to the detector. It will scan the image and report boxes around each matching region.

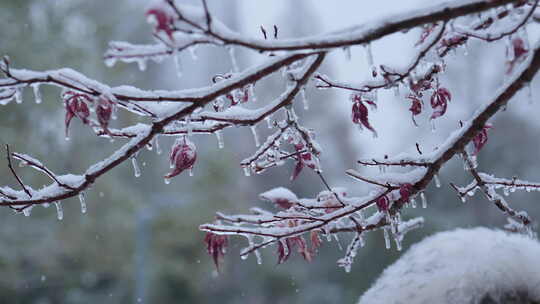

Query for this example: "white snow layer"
[359,228,540,304]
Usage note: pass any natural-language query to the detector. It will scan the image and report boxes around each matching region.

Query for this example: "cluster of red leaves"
[63,91,91,137]
[351,93,377,136]
[63,91,114,137]
[277,222,321,264]
[204,232,228,271]
[507,37,529,74]
[145,6,175,41]
[165,137,197,179]
[376,183,414,212]
[291,143,318,181]
[472,123,492,155]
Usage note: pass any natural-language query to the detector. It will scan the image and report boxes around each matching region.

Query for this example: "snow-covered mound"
[359,228,540,304]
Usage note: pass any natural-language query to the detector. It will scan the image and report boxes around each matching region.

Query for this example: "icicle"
[189,167,194,177]
[79,192,87,214]
[164,177,171,184]
[460,195,467,203]
[420,192,427,208]
[265,116,273,129]
[14,88,22,104]
[173,52,183,78]
[343,47,351,61]
[430,119,436,132]
[394,236,402,251]
[410,197,417,208]
[23,206,32,217]
[131,157,141,177]
[383,228,391,249]
[254,249,262,265]
[243,166,251,177]
[31,84,42,104]
[527,83,533,104]
[154,136,162,155]
[248,84,257,103]
[393,85,400,97]
[227,46,239,73]
[136,59,147,71]
[189,46,198,60]
[104,57,117,68]
[55,202,63,220]
[300,88,309,110]
[434,174,441,188]
[503,187,510,196]
[111,103,118,120]
[250,126,260,147]
[185,116,193,137]
[365,43,374,67]
[215,130,224,149]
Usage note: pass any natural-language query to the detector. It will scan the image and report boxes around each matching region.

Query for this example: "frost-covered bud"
[430,87,451,120]
[203,232,228,270]
[472,123,492,155]
[165,137,197,178]
[63,91,92,137]
[145,2,175,41]
[259,187,297,209]
[376,195,390,212]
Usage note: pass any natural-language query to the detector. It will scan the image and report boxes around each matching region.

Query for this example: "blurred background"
[1,0,539,303]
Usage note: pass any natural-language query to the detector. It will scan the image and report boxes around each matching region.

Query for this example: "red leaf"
[430,87,451,120]
[473,124,492,155]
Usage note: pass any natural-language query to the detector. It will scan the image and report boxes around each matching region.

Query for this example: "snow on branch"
[1,0,539,271]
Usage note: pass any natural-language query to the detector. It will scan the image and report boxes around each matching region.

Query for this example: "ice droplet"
[55,202,63,220]
[215,130,224,149]
[243,166,251,177]
[164,177,171,185]
[104,57,117,68]
[131,157,141,177]
[250,126,260,147]
[14,88,22,104]
[503,187,510,196]
[79,192,87,214]
[32,84,42,104]
[460,195,467,203]
[136,59,147,71]
[189,167,194,177]
[420,192,427,208]
[383,228,391,249]
[434,174,441,188]
[300,88,309,110]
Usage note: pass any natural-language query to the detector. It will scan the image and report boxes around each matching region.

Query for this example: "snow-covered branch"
[1,0,539,271]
